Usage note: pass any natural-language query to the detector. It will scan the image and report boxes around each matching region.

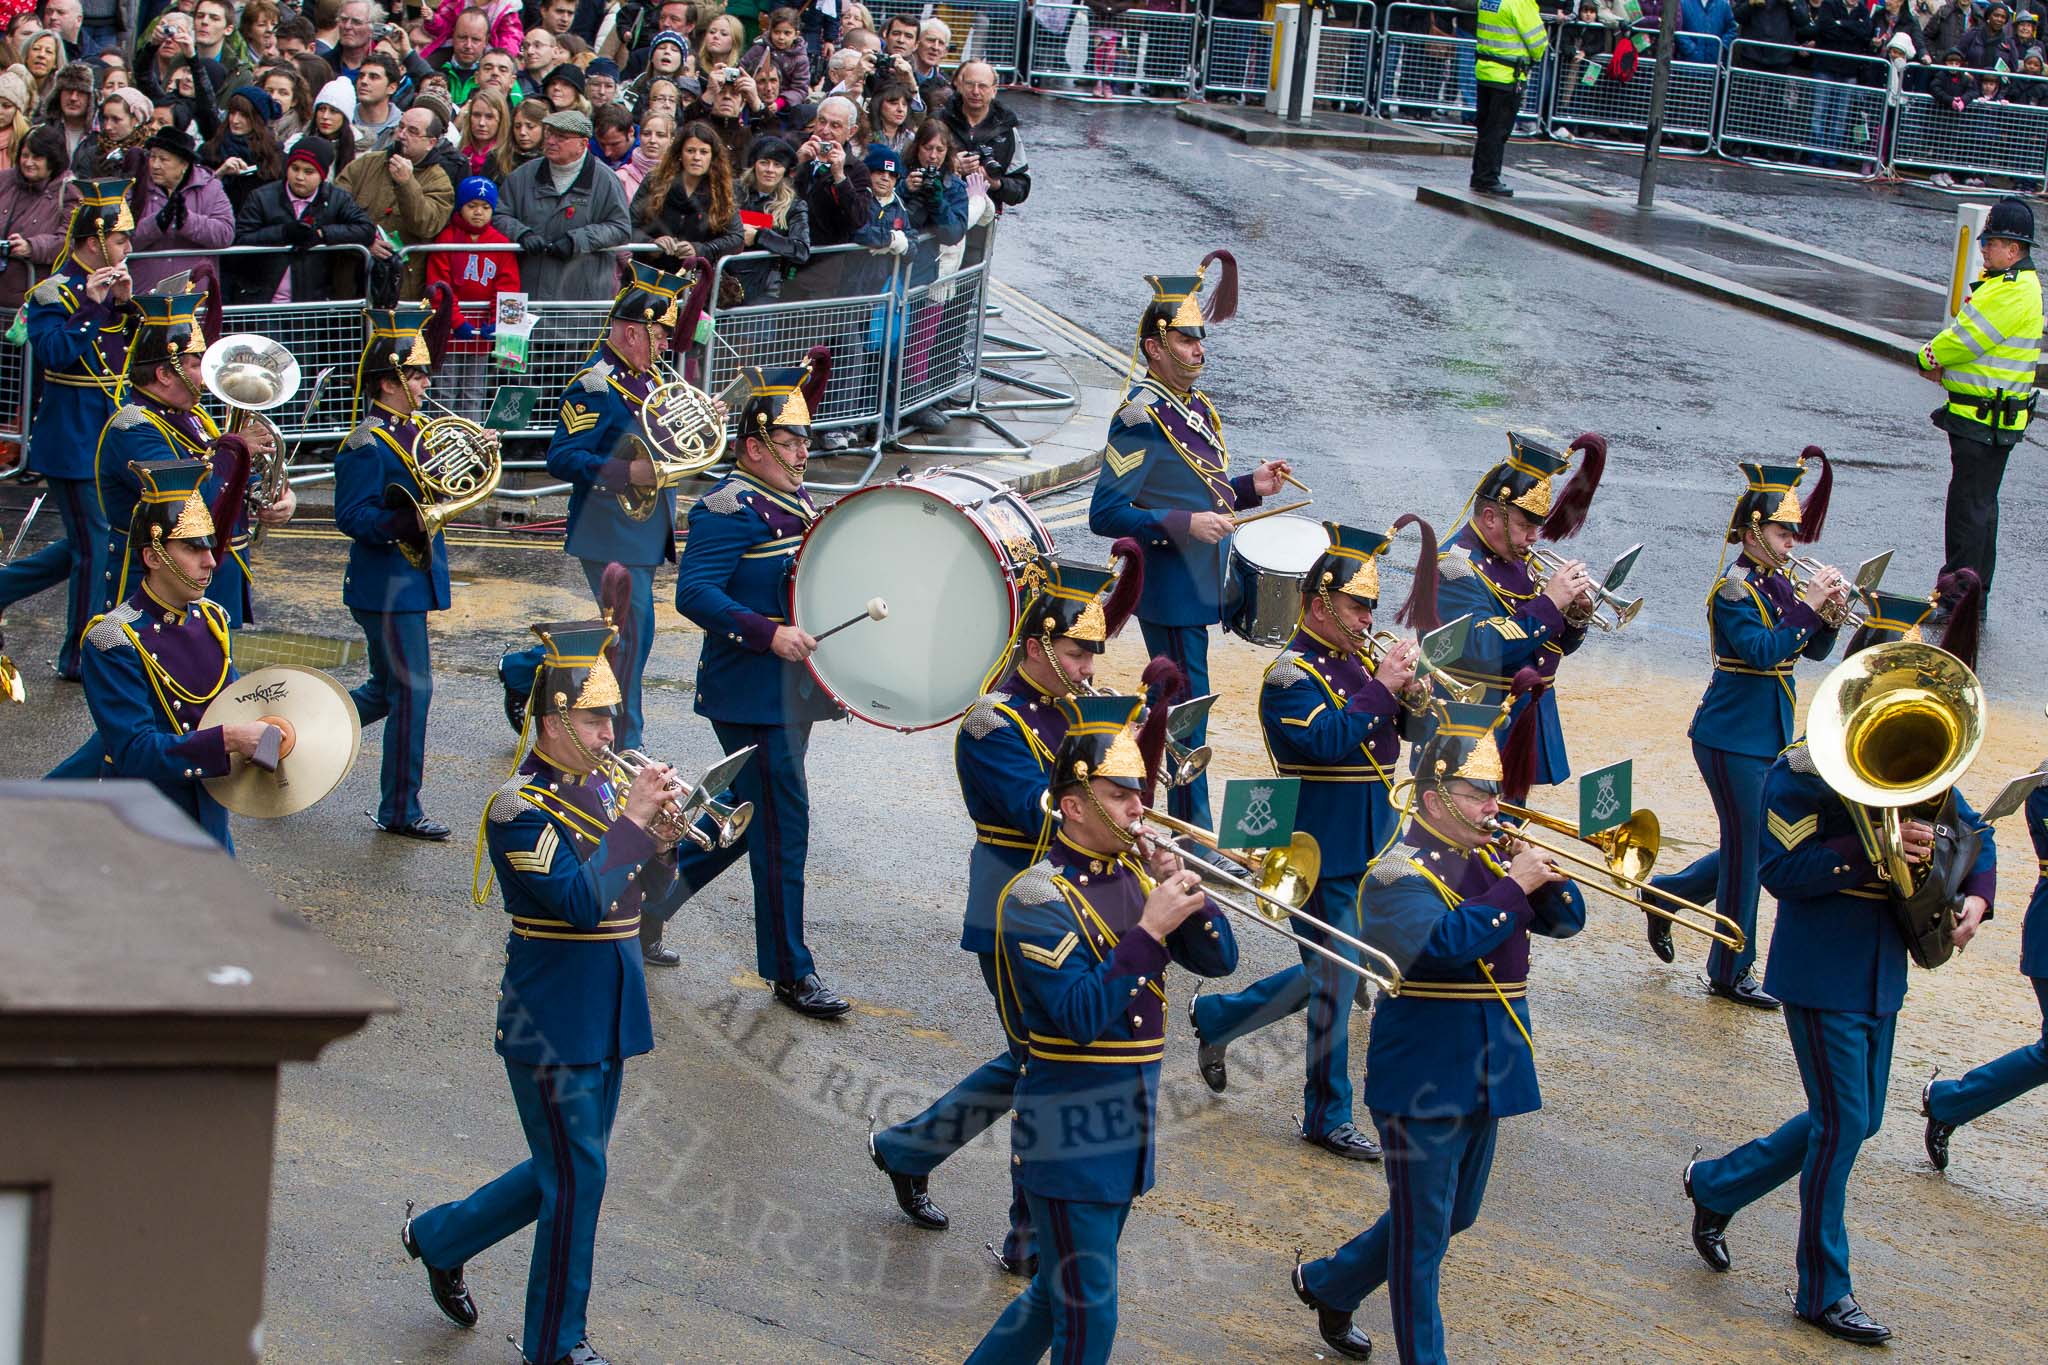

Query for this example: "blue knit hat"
[457,176,499,211]
[863,143,904,176]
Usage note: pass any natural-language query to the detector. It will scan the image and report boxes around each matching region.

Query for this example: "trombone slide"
[1485,815,1746,951]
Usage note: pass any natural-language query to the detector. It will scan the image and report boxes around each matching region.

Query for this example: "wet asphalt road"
[4,98,2047,1364]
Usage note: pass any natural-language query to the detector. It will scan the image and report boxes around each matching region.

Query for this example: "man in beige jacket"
[333,105,457,300]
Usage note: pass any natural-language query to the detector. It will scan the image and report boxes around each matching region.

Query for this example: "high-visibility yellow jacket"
[1475,0,1549,86]
[1922,262,2042,443]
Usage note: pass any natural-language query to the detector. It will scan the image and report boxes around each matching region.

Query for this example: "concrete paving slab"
[1175,100,1465,155]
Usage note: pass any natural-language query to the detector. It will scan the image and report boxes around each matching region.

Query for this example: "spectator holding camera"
[939,61,1028,213]
[334,103,459,298]
[795,93,876,248]
[687,61,755,166]
[227,135,374,303]
[323,0,379,82]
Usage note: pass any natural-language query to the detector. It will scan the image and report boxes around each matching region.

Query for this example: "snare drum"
[1225,514,1327,646]
[791,468,1054,731]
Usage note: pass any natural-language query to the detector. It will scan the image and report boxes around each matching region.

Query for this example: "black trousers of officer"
[1942,430,2015,597]
[1471,79,1521,190]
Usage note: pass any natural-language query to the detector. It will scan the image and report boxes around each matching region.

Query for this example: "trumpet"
[598,745,755,850]
[1529,547,1642,631]
[1783,554,1867,629]
[1484,806,1746,950]
[1362,629,1485,711]
[389,396,503,568]
[1132,809,1404,994]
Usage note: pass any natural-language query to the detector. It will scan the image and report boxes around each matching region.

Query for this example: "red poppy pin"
[566,206,576,219]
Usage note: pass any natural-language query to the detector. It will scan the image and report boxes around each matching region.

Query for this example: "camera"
[372,22,395,39]
[718,66,744,85]
[974,143,999,167]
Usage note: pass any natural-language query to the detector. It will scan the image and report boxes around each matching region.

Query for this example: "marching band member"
[1189,517,1439,1164]
[665,357,851,1018]
[964,692,1237,1364]
[496,261,711,747]
[1684,734,1994,1346]
[92,278,292,629]
[72,459,276,851]
[1429,431,1605,792]
[1292,698,1584,1365]
[334,297,466,841]
[1924,773,2048,1171]
[868,545,1142,1275]
[1641,455,1843,1008]
[401,617,678,1365]
[1,180,135,682]
[1087,254,1290,827]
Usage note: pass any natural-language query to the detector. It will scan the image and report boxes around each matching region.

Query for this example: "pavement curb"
[1414,183,1926,367]
[1173,102,1464,154]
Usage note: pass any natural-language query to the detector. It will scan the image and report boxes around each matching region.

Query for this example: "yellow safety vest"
[1924,264,2042,439]
[1475,0,1549,86]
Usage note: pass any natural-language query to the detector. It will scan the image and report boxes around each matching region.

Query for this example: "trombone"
[598,744,756,850]
[1528,547,1643,631]
[1485,804,1746,950]
[1133,809,1404,994]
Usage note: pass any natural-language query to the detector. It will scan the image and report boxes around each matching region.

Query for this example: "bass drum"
[791,467,1054,732]
[1225,513,1326,646]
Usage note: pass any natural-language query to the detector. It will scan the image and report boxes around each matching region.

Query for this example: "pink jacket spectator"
[128,164,237,293]
[421,0,526,60]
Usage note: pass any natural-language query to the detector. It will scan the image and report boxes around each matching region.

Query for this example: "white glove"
[888,229,909,256]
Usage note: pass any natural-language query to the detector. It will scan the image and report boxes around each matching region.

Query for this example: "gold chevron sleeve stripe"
[559,403,600,434]
[1103,442,1144,478]
[1485,617,1527,640]
[1018,931,1080,970]
[505,824,561,874]
[1766,811,1819,850]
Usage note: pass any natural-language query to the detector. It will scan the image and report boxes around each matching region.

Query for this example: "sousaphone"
[199,665,364,817]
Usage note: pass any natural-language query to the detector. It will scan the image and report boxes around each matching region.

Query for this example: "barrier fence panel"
[1715,42,1891,175]
[1374,5,1541,128]
[0,309,33,452]
[1026,4,1199,99]
[1891,69,2048,188]
[1546,23,1719,151]
[1203,15,1276,99]
[1315,22,1378,112]
[866,0,1026,80]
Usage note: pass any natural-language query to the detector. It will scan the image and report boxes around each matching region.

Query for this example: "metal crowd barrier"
[1373,4,1542,127]
[1716,41,1892,176]
[1316,15,1380,112]
[1891,66,2048,189]
[1203,14,1277,100]
[867,0,1027,80]
[1546,21,1719,152]
[1025,3,1202,101]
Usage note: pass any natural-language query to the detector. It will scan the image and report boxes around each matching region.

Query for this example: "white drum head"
[793,485,1022,730]
[1232,514,1329,571]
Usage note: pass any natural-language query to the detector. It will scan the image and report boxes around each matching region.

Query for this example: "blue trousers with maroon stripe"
[1927,978,2048,1128]
[1138,619,1211,829]
[664,718,815,984]
[349,608,433,830]
[965,1194,1129,1365]
[1647,741,1770,985]
[1689,1005,1895,1317]
[409,1058,623,1365]
[1300,1111,1498,1365]
[0,476,106,679]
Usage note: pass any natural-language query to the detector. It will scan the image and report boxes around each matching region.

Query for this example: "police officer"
[93,283,291,627]
[1,180,134,681]
[497,261,707,747]
[1919,196,2041,607]
[964,692,1237,1365]
[868,544,1142,1274]
[1430,432,1603,792]
[72,459,278,852]
[1087,254,1289,828]
[1642,457,1844,1008]
[1924,773,2048,1171]
[1292,700,1584,1364]
[401,617,678,1365]
[1684,735,1995,1346]
[667,357,850,1018]
[335,300,472,841]
[1472,0,1548,195]
[1189,518,1439,1164]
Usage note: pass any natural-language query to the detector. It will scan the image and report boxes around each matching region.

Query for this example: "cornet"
[599,745,756,850]
[1362,629,1485,711]
[1783,554,1866,629]
[1528,547,1642,631]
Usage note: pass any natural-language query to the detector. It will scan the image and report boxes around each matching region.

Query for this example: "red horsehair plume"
[800,346,832,414]
[1541,432,1606,541]
[422,280,458,374]
[1137,655,1188,809]
[1499,667,1546,806]
[599,561,634,678]
[1198,249,1238,325]
[1795,445,1832,544]
[1103,537,1145,638]
[1934,568,1982,671]
[1391,512,1441,632]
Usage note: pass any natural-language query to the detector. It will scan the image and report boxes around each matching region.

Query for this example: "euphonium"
[201,333,300,548]
[390,397,503,568]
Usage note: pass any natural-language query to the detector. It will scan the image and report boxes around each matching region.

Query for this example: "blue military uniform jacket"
[25,267,131,480]
[1691,556,1838,759]
[1261,625,1417,878]
[995,835,1238,1203]
[78,584,238,849]
[1087,377,1262,627]
[546,343,673,567]
[482,751,678,1066]
[2022,784,2048,980]
[1361,820,1586,1119]
[956,672,1068,954]
[333,405,452,614]
[1760,742,1997,1016]
[675,470,838,727]
[94,397,252,619]
[1434,525,1586,788]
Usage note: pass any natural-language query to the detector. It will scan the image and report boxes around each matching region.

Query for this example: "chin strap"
[1314,575,1365,653]
[148,526,208,595]
[1036,628,1083,698]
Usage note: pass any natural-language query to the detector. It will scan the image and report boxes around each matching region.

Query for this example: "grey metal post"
[1636,5,1682,208]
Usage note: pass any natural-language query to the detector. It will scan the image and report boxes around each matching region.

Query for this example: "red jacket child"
[424,177,522,353]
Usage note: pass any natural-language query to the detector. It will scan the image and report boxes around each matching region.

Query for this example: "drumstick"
[1281,470,1311,495]
[813,596,889,643]
[1232,499,1312,528]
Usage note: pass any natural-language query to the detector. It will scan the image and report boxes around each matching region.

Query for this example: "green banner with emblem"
[1578,760,1633,837]
[1216,777,1301,851]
